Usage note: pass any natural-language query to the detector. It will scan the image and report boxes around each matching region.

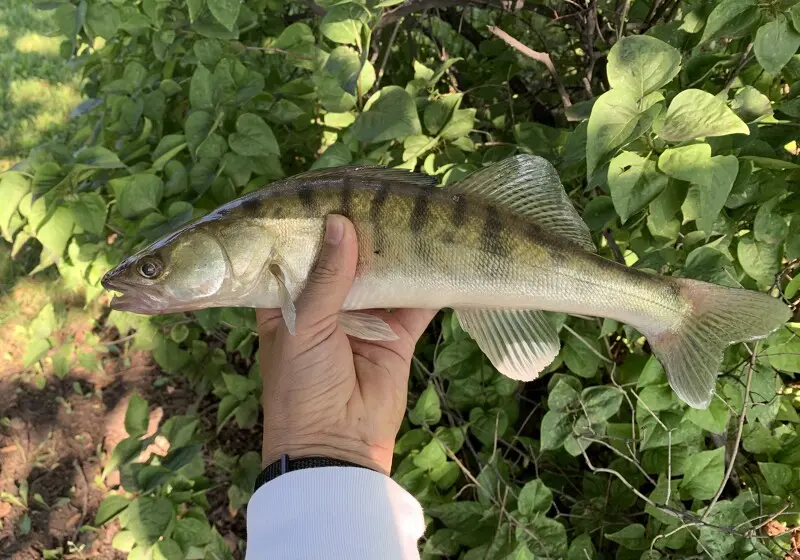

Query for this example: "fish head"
[101,226,229,314]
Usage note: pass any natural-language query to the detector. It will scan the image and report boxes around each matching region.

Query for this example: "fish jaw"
[101,270,169,314]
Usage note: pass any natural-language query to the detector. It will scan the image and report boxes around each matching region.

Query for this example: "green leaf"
[516,515,568,558]
[185,110,215,156]
[426,501,484,530]
[441,109,476,140]
[608,151,668,223]
[207,0,239,31]
[659,89,749,142]
[115,174,164,219]
[697,155,738,234]
[469,408,509,447]
[70,193,107,236]
[123,496,174,546]
[562,330,603,378]
[424,93,462,135]
[586,89,649,178]
[548,379,580,411]
[320,2,369,48]
[638,385,675,411]
[350,86,422,144]
[680,447,724,500]
[754,16,800,75]
[74,146,125,169]
[408,383,441,426]
[518,479,553,515]
[125,393,149,438]
[754,197,788,244]
[222,373,256,400]
[567,534,596,560]
[540,410,571,451]
[684,397,729,433]
[700,0,760,44]
[153,538,182,560]
[606,524,648,550]
[581,386,623,423]
[731,86,773,122]
[190,65,214,110]
[413,439,446,471]
[36,207,75,263]
[737,234,780,285]
[311,143,353,170]
[173,517,211,549]
[759,462,793,496]
[606,35,681,99]
[229,113,279,157]
[0,172,30,241]
[103,437,145,478]
[95,495,131,525]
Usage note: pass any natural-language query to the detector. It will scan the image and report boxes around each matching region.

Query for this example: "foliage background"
[2,0,800,558]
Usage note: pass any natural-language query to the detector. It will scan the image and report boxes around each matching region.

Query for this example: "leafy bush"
[3,0,800,558]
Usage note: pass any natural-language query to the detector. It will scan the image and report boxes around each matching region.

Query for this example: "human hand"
[256,215,437,476]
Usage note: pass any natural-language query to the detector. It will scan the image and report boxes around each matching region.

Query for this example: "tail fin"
[643,279,790,409]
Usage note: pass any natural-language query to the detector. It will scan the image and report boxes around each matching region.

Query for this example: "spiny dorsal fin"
[292,165,439,190]
[449,155,596,253]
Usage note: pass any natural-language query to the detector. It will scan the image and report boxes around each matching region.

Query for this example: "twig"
[374,20,401,91]
[603,229,625,264]
[72,459,89,542]
[701,343,758,522]
[749,502,791,536]
[487,25,574,117]
[722,43,753,94]
[617,0,631,40]
[562,324,614,363]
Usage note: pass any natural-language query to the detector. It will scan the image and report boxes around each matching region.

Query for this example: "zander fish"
[101,155,790,409]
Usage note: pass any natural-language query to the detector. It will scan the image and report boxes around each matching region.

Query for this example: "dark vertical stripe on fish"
[370,184,390,255]
[450,193,467,228]
[481,205,508,258]
[410,189,430,234]
[297,184,315,215]
[339,179,353,220]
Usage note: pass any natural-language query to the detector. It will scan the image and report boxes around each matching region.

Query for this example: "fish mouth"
[101,270,166,314]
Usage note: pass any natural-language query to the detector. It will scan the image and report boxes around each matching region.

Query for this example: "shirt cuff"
[245,466,424,560]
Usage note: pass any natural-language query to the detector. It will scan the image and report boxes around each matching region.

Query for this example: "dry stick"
[701,342,759,522]
[487,26,575,118]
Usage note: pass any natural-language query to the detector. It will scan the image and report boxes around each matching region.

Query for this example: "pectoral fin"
[269,263,297,335]
[455,308,560,381]
[340,312,399,341]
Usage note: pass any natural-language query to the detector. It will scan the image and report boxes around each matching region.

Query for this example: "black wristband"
[253,454,373,493]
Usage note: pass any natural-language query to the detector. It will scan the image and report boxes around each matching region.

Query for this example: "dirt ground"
[0,274,250,559]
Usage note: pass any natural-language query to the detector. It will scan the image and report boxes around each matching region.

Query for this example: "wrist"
[262,441,392,476]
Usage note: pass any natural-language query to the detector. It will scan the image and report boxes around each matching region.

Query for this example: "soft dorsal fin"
[449,155,596,252]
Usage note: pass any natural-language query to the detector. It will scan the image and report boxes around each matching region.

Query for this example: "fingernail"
[325,215,344,245]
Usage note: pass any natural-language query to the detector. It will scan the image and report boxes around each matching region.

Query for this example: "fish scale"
[101,155,791,410]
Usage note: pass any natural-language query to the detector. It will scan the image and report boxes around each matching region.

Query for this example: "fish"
[101,155,791,409]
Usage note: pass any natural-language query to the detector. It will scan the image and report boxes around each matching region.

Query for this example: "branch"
[701,342,758,522]
[378,0,554,27]
[487,26,574,118]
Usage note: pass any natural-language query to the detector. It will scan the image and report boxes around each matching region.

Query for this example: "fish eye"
[138,259,162,279]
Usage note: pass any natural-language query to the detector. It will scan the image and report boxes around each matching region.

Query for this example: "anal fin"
[455,308,560,381]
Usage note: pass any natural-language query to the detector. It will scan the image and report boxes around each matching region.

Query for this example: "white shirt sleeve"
[245,466,425,560]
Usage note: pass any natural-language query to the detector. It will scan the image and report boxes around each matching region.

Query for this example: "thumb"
[295,214,358,331]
